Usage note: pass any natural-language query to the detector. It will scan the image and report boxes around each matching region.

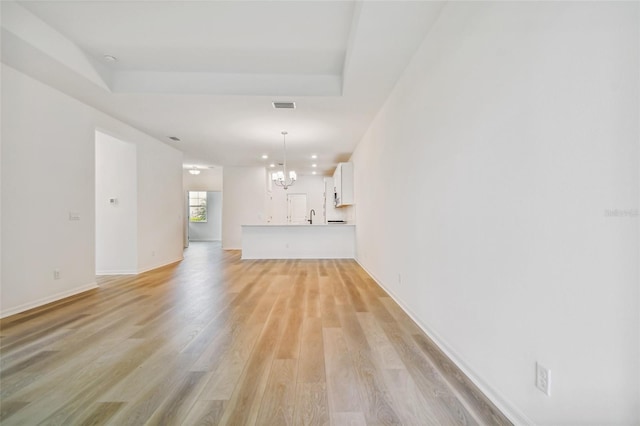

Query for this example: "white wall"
[269,175,325,224]
[222,166,266,249]
[95,131,137,274]
[188,191,222,241]
[136,137,184,273]
[351,2,639,424]
[1,64,184,316]
[0,53,3,305]
[183,167,223,192]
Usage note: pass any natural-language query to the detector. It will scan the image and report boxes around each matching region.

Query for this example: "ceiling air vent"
[272,101,296,109]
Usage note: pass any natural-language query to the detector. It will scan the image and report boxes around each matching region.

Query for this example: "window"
[189,191,207,222]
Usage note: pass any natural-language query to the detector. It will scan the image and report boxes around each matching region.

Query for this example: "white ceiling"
[2,0,444,176]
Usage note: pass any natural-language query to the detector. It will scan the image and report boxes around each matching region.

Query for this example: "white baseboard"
[354,259,533,426]
[137,256,183,274]
[96,269,137,276]
[0,282,98,319]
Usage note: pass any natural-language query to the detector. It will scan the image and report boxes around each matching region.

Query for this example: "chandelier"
[271,131,296,189]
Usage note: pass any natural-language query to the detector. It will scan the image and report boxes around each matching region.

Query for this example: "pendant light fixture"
[272,131,297,189]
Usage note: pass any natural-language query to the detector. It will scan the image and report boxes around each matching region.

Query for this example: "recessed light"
[103,54,118,62]
[269,163,275,168]
[311,154,317,159]
[312,171,317,175]
[312,164,317,168]
[261,154,268,159]
[169,136,181,142]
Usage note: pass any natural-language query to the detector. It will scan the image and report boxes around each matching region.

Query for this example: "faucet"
[308,209,316,225]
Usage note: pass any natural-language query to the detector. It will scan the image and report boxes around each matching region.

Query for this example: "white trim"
[96,269,137,276]
[0,282,98,319]
[355,259,534,426]
[137,256,183,274]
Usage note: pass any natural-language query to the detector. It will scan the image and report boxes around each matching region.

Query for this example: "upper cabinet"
[333,162,354,207]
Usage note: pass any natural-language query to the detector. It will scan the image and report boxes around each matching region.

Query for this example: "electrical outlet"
[536,362,551,396]
[53,269,61,280]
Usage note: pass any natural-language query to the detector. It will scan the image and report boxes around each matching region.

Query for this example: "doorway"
[188,191,222,242]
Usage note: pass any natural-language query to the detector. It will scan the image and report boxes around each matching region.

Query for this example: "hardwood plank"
[303,271,321,318]
[1,350,58,379]
[144,371,207,424]
[0,372,37,401]
[108,340,231,420]
[317,261,329,278]
[288,270,307,309]
[328,261,350,306]
[350,274,396,323]
[382,368,442,425]
[74,402,124,426]
[297,317,326,383]
[255,359,297,426]
[0,401,29,422]
[320,293,341,328]
[293,382,329,426]
[356,312,404,370]
[337,307,403,425]
[1,314,90,353]
[189,313,251,373]
[197,323,262,400]
[322,328,362,414]
[217,308,284,425]
[246,291,279,325]
[276,307,303,360]
[180,400,226,426]
[97,348,184,403]
[331,411,367,426]
[334,265,368,312]
[1,327,73,367]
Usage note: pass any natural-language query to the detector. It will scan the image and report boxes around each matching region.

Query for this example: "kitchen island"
[241,224,355,259]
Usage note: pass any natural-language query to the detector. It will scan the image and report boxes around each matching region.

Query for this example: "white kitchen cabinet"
[333,162,353,207]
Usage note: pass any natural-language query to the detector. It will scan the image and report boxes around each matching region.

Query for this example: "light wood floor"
[0,243,510,425]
